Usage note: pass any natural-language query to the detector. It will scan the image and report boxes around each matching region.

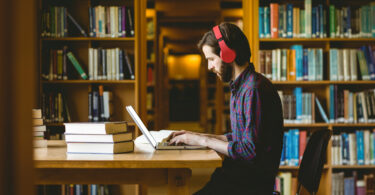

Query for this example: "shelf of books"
[243,0,375,194]
[38,0,145,193]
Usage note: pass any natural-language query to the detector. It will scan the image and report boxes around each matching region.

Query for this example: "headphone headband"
[212,25,236,63]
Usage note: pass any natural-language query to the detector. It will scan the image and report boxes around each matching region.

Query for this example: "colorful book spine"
[259,7,264,38]
[66,52,88,80]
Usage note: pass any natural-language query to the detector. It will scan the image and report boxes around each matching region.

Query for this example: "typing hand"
[168,130,206,146]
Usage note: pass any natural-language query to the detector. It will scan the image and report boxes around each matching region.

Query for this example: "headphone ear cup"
[219,41,236,63]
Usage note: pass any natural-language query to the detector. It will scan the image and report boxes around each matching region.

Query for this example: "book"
[33,118,43,126]
[315,97,329,123]
[67,141,134,154]
[32,109,42,119]
[64,122,128,134]
[33,125,46,132]
[67,12,87,37]
[34,131,45,137]
[66,52,88,80]
[65,131,133,143]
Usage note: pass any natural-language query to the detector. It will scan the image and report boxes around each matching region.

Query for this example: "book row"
[40,6,135,38]
[259,1,375,38]
[280,129,308,166]
[37,184,111,195]
[41,7,84,38]
[278,90,316,124]
[331,129,375,166]
[41,92,70,123]
[274,172,298,195]
[42,48,88,80]
[89,6,134,38]
[329,86,375,123]
[259,46,323,81]
[88,47,135,80]
[332,172,374,195]
[330,46,375,81]
[88,85,113,122]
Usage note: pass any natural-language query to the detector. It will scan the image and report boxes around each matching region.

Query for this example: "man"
[168,23,284,194]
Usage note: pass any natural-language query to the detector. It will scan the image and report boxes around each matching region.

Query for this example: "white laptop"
[126,106,207,150]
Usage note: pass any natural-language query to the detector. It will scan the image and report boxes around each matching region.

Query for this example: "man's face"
[202,45,233,82]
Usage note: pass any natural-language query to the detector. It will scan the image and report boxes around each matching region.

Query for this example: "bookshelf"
[243,0,375,194]
[38,0,146,128]
[38,0,146,193]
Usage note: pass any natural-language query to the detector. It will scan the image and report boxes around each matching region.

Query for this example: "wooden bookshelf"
[260,38,375,42]
[42,37,136,41]
[38,0,147,142]
[332,165,375,169]
[243,0,375,194]
[42,80,136,84]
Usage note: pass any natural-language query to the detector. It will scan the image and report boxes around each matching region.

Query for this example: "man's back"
[223,68,283,194]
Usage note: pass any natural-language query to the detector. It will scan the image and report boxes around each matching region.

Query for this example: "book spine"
[286,4,293,38]
[98,85,104,121]
[67,52,88,80]
[357,130,365,165]
[88,86,92,122]
[357,50,370,80]
[124,50,134,79]
[259,7,264,38]
[67,12,87,37]
[330,5,336,38]
[270,3,279,38]
[102,49,107,80]
[329,85,335,123]
[265,7,270,38]
[92,88,99,122]
[278,5,284,38]
[305,0,312,38]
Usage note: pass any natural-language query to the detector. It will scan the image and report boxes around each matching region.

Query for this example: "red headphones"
[212,25,236,63]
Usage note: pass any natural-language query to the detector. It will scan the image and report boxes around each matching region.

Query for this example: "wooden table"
[34,141,222,195]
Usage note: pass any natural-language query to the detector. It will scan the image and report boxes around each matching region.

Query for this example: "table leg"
[139,184,148,195]
[167,168,192,195]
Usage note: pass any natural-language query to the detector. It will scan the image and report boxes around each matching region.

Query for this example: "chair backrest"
[298,129,331,194]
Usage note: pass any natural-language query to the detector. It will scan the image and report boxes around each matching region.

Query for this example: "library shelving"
[38,0,146,128]
[243,0,375,194]
[38,0,146,193]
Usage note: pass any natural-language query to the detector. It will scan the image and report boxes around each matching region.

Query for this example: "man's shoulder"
[244,71,273,90]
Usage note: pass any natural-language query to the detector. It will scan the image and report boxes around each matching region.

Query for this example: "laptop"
[126,106,207,150]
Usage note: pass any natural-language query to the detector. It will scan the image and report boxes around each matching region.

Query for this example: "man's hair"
[198,22,252,68]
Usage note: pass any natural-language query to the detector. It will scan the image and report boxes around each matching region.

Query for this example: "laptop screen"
[126,106,157,147]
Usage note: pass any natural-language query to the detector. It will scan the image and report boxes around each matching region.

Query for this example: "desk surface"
[34,141,222,169]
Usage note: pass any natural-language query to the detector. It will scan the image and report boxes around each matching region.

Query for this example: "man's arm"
[200,133,228,142]
[168,131,229,156]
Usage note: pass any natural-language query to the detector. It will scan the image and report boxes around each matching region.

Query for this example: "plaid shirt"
[225,65,284,164]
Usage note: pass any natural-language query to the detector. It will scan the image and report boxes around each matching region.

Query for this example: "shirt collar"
[229,65,252,93]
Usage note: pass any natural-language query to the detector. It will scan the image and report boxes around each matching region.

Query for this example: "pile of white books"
[64,122,133,154]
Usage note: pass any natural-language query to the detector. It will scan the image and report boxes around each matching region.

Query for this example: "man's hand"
[167,130,206,146]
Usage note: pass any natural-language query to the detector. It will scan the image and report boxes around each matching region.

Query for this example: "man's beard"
[220,62,233,83]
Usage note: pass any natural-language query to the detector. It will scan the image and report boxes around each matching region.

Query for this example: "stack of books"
[64,122,134,154]
[32,109,47,148]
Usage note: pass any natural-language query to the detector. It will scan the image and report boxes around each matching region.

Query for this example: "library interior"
[1,0,375,194]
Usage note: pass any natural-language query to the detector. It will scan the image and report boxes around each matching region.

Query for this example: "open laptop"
[126,106,207,150]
